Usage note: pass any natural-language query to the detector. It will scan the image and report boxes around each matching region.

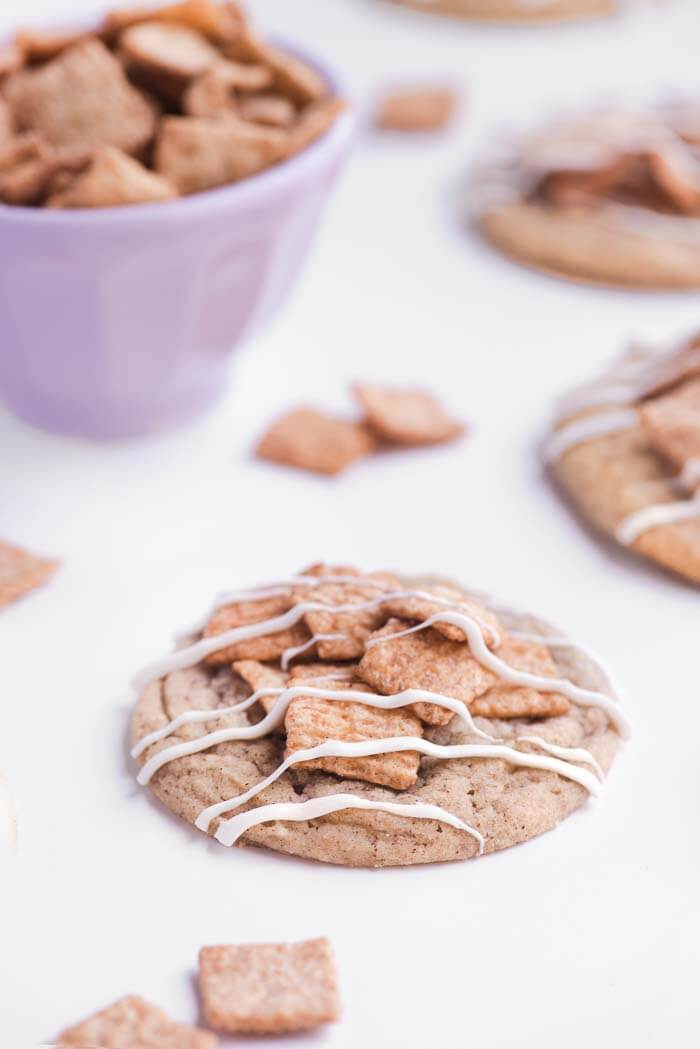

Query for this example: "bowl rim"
[0,29,355,228]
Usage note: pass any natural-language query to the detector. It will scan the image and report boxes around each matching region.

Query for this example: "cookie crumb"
[0,539,58,608]
[198,938,341,1034]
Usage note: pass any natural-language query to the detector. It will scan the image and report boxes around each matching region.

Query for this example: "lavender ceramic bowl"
[0,49,354,440]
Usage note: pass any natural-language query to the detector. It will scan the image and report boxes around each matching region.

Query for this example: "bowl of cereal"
[0,2,353,439]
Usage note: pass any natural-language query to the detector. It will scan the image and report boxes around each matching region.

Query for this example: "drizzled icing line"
[546,336,700,541]
[195,737,602,834]
[212,794,486,852]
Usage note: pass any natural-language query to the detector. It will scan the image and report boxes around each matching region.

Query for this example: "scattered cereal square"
[256,408,378,476]
[354,384,465,446]
[119,21,221,81]
[103,0,243,44]
[198,938,341,1034]
[383,583,503,647]
[300,574,398,660]
[238,93,296,128]
[375,86,457,133]
[0,539,58,607]
[184,60,273,117]
[56,994,217,1048]
[470,638,570,719]
[0,132,54,205]
[230,27,327,104]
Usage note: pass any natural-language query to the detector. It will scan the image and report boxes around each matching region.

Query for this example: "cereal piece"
[539,159,633,209]
[383,583,503,647]
[289,662,355,683]
[233,659,289,714]
[238,94,297,128]
[288,98,347,156]
[257,408,378,477]
[203,594,310,664]
[285,680,423,790]
[0,45,23,78]
[0,98,16,146]
[3,39,156,153]
[357,619,497,725]
[183,60,273,118]
[199,939,341,1034]
[376,86,457,133]
[103,0,243,42]
[0,133,55,205]
[354,384,465,446]
[0,540,58,607]
[648,144,700,214]
[471,638,569,718]
[56,994,217,1048]
[231,27,327,105]
[46,145,176,209]
[640,377,700,469]
[120,22,221,80]
[15,27,87,64]
[155,115,288,193]
[299,575,398,660]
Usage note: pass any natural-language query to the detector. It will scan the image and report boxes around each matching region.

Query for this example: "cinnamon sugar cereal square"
[155,115,288,193]
[0,539,58,607]
[256,408,378,476]
[203,594,310,664]
[383,584,503,648]
[471,638,569,719]
[639,376,700,469]
[184,60,273,117]
[3,39,156,153]
[198,938,341,1034]
[285,677,423,790]
[300,573,398,660]
[15,27,87,64]
[376,86,457,133]
[230,27,327,104]
[354,384,465,446]
[233,659,289,714]
[288,98,347,156]
[357,619,498,725]
[238,94,296,128]
[56,994,217,1048]
[103,0,243,43]
[47,146,176,208]
[119,22,221,81]
[0,132,54,205]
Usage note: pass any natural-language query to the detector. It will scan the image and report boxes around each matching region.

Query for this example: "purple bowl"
[0,47,354,440]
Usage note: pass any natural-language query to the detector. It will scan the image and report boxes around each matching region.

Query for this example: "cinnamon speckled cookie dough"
[476,106,700,288]
[131,566,624,868]
[386,0,614,23]
[545,334,700,584]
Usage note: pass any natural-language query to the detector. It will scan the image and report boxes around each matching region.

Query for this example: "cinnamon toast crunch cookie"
[385,0,615,23]
[130,565,625,867]
[545,333,700,583]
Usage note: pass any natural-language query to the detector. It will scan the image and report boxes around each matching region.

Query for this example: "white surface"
[1,0,700,1045]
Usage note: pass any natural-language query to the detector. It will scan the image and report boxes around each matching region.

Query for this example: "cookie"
[476,107,700,289]
[130,566,625,868]
[385,0,615,23]
[544,333,700,584]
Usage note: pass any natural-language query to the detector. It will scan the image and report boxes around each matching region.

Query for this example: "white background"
[1,0,699,1045]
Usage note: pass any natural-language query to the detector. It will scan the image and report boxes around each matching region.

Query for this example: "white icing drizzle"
[508,630,621,700]
[195,736,602,835]
[134,683,500,783]
[132,576,627,850]
[542,409,639,464]
[280,634,344,670]
[366,612,630,736]
[547,335,700,543]
[615,496,700,545]
[212,793,486,852]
